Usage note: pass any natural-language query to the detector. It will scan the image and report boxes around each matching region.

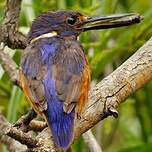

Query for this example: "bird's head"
[28,10,143,44]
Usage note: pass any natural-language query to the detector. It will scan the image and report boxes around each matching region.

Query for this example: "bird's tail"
[44,102,75,148]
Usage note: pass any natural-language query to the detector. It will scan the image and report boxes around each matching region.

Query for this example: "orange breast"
[77,56,91,115]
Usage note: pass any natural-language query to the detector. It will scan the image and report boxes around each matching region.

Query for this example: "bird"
[20,10,142,148]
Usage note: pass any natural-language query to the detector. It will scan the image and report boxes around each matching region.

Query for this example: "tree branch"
[0,48,21,88]
[0,110,27,152]
[74,37,152,140]
[6,126,38,148]
[0,0,26,49]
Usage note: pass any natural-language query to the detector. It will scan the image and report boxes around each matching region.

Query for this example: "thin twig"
[29,120,47,132]
[14,109,36,127]
[13,109,37,132]
[83,130,102,152]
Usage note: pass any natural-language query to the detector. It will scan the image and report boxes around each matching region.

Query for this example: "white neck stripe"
[30,31,57,44]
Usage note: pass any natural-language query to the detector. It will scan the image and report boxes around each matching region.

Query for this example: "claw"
[108,107,118,118]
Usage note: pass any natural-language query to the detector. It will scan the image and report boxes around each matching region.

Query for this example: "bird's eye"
[67,16,77,25]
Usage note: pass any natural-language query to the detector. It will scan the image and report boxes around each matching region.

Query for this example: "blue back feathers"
[43,63,75,147]
[41,41,74,147]
[41,40,74,147]
[41,38,84,148]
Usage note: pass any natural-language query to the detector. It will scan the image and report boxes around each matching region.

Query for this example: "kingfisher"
[20,10,142,148]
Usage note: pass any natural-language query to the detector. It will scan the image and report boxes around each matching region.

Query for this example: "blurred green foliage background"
[0,0,152,152]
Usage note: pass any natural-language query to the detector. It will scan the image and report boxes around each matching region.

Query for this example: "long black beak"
[82,14,143,32]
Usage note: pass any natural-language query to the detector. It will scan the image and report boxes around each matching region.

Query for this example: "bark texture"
[0,110,27,152]
[0,0,26,49]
